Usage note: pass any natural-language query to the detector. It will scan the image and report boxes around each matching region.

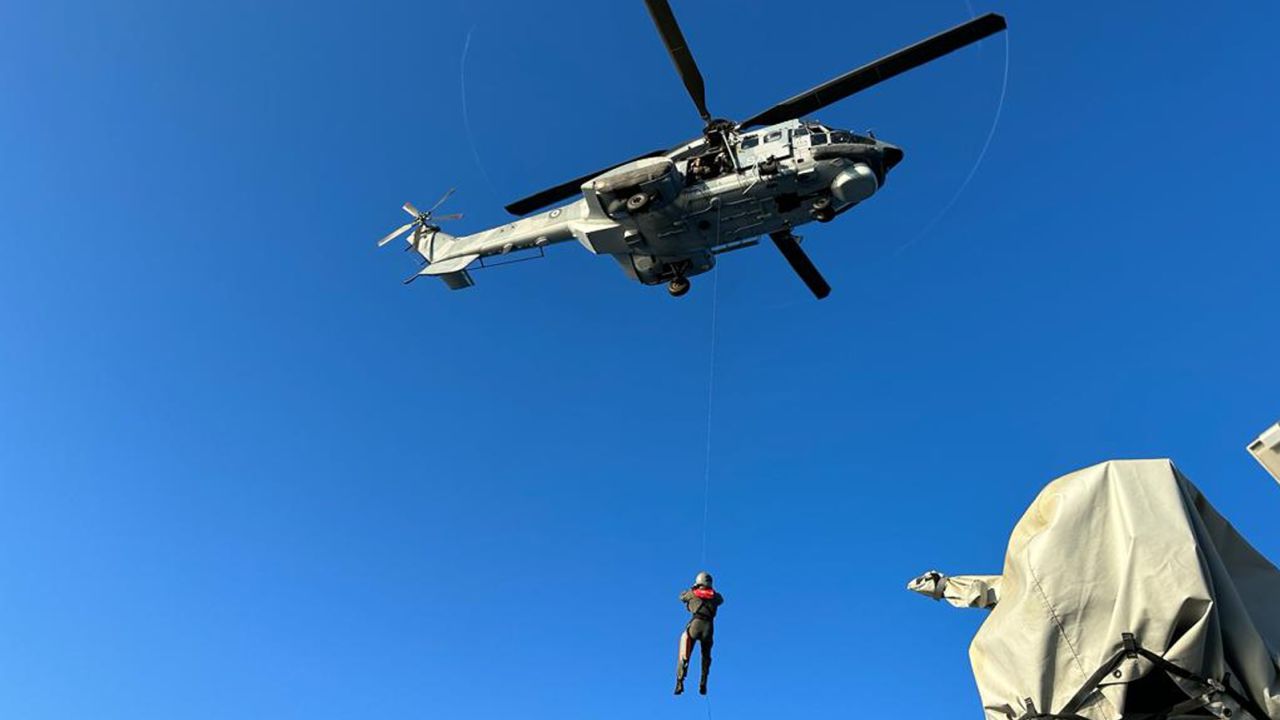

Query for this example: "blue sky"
[1,1,1277,718]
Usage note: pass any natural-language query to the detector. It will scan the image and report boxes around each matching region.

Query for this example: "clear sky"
[1,1,1277,718]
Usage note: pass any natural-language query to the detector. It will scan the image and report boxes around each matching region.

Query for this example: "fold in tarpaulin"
[910,459,1280,720]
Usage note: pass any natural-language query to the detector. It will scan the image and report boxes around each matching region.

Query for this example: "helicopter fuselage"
[379,8,1004,296]
[440,119,903,288]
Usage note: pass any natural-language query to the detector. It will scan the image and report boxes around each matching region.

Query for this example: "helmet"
[694,571,713,587]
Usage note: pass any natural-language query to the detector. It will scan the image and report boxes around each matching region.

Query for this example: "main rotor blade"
[504,148,669,216]
[377,220,418,248]
[643,0,712,123]
[740,12,1007,129]
[769,231,831,299]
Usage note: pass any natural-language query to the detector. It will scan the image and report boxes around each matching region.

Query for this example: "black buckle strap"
[1016,632,1270,720]
[1122,632,1138,658]
[1130,643,1268,720]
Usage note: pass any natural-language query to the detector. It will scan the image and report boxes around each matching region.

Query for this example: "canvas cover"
[910,459,1280,719]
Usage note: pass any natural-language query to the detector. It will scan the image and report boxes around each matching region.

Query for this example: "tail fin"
[375,191,476,290]
[403,227,478,290]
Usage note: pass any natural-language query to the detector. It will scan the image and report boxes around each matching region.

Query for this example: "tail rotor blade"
[377,220,418,248]
[769,231,831,299]
[431,212,464,222]
[427,187,456,214]
[403,202,422,218]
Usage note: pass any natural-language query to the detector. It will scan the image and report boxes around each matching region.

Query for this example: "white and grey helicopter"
[377,2,1006,299]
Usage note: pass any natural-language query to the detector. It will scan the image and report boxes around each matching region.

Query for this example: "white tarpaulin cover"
[910,459,1280,719]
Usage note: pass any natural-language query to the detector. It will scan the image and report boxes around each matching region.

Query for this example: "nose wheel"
[810,196,835,223]
[668,277,691,297]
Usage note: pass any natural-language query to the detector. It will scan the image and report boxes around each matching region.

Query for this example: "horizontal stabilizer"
[403,267,475,290]
[422,254,479,275]
[438,270,474,290]
[404,253,479,290]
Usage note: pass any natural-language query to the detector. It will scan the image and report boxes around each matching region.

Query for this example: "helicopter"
[377,1,1007,299]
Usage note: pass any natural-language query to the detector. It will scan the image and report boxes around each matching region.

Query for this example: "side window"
[741,135,759,149]
[830,131,851,144]
[764,131,782,143]
[810,132,827,146]
[793,127,809,137]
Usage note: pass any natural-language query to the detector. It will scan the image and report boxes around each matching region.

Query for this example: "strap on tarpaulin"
[1016,633,1269,720]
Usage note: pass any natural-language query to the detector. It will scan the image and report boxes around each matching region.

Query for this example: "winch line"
[699,267,719,567]
[699,271,718,720]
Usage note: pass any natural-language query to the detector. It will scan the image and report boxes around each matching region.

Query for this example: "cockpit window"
[810,132,827,146]
[764,131,783,143]
[793,127,809,137]
[830,131,851,144]
[740,135,759,149]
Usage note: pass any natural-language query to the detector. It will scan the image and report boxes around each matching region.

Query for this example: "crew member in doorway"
[675,571,724,695]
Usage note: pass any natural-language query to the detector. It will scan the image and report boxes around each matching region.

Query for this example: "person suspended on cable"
[675,570,724,696]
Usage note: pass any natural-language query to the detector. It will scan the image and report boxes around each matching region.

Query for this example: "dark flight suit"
[675,585,724,694]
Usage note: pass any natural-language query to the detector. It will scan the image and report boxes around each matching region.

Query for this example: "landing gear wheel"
[810,196,834,222]
[626,193,649,212]
[668,277,691,297]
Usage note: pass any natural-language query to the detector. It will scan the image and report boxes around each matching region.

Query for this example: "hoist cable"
[699,267,719,567]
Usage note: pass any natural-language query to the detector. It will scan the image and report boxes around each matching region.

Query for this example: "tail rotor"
[375,188,464,248]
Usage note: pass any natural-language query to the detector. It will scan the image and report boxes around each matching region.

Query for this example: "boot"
[674,679,684,695]
[698,679,707,695]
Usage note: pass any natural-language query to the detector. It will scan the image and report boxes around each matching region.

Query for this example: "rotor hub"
[704,118,736,135]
